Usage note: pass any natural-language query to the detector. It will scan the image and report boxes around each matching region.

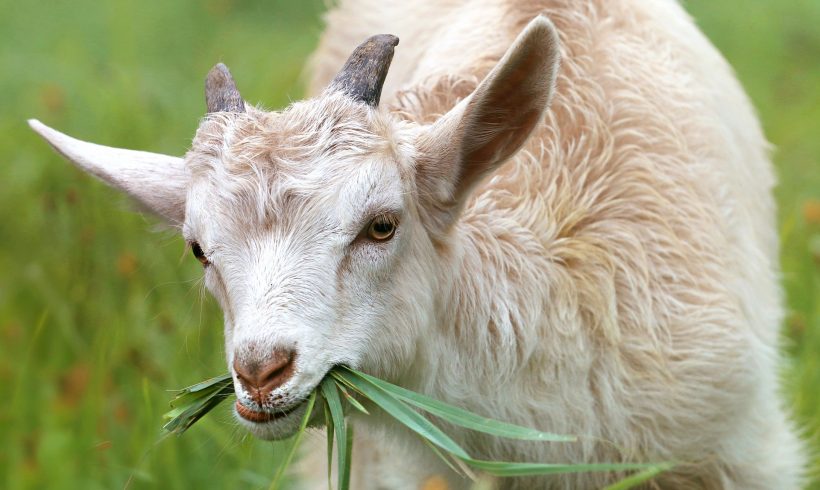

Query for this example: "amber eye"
[191,242,209,266]
[367,217,397,242]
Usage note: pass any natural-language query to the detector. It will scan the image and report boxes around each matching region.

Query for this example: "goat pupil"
[368,218,396,241]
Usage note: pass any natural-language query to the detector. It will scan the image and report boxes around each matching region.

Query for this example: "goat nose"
[233,349,296,406]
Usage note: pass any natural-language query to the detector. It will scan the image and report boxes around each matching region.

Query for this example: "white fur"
[31,1,805,488]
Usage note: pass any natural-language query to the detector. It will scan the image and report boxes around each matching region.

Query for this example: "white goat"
[30,0,804,488]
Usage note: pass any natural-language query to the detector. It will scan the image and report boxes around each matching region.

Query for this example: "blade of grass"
[178,373,233,393]
[341,367,575,442]
[462,459,667,477]
[268,391,317,490]
[167,386,227,410]
[337,383,369,414]
[330,371,470,459]
[335,370,663,479]
[341,422,354,490]
[334,371,470,479]
[161,370,671,484]
[162,378,234,433]
[324,397,335,490]
[162,381,234,435]
[321,377,351,490]
[422,438,471,479]
[602,462,674,490]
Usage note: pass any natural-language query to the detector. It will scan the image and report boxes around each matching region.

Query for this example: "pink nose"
[233,349,296,405]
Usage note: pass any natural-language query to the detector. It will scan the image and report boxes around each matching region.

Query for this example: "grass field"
[0,0,817,488]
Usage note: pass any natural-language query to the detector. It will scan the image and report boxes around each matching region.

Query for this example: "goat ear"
[416,16,560,233]
[28,119,187,225]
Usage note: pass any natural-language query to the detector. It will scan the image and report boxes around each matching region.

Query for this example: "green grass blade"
[162,376,234,435]
[178,373,234,393]
[163,406,188,420]
[340,367,575,442]
[324,397,335,490]
[167,375,233,407]
[331,371,470,460]
[269,391,317,490]
[341,422,354,490]
[602,462,674,490]
[321,377,351,490]
[422,438,470,479]
[167,388,223,409]
[161,369,670,486]
[337,383,370,414]
[163,400,219,434]
[462,459,668,477]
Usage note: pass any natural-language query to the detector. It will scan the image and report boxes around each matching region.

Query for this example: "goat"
[30,0,804,487]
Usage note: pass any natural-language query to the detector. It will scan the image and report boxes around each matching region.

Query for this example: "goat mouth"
[235,400,301,424]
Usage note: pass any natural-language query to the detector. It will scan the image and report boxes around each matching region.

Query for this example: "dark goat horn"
[205,63,245,113]
[328,34,399,106]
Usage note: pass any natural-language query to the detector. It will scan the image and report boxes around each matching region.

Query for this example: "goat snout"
[233,348,296,406]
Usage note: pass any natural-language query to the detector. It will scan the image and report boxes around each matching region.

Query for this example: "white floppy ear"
[416,16,561,233]
[29,119,188,225]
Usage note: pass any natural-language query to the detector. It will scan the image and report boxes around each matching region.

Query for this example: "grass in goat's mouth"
[163,366,672,489]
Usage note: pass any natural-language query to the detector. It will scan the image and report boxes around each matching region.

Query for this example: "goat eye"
[191,242,209,265]
[367,217,397,242]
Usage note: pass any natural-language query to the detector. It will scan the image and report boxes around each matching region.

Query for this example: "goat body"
[30,0,804,488]
[303,1,804,488]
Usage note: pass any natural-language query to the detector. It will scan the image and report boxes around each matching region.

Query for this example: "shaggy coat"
[302,0,804,488]
[29,0,805,488]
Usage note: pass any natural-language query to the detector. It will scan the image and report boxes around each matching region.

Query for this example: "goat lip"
[235,400,300,424]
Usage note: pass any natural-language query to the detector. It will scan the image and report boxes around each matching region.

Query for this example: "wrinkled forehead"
[183,94,412,232]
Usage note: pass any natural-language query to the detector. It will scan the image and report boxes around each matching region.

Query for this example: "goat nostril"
[232,349,296,404]
[232,358,253,387]
[258,350,295,391]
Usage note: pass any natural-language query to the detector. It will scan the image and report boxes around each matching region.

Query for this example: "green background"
[0,0,817,488]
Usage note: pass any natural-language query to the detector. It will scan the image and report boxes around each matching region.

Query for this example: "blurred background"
[0,0,817,488]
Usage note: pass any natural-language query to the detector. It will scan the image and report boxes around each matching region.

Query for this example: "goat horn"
[328,34,399,107]
[205,63,245,113]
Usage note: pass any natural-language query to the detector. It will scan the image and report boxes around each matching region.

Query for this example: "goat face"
[29,16,560,440]
[183,97,433,439]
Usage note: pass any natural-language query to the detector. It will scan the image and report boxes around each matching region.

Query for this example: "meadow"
[0,0,817,488]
